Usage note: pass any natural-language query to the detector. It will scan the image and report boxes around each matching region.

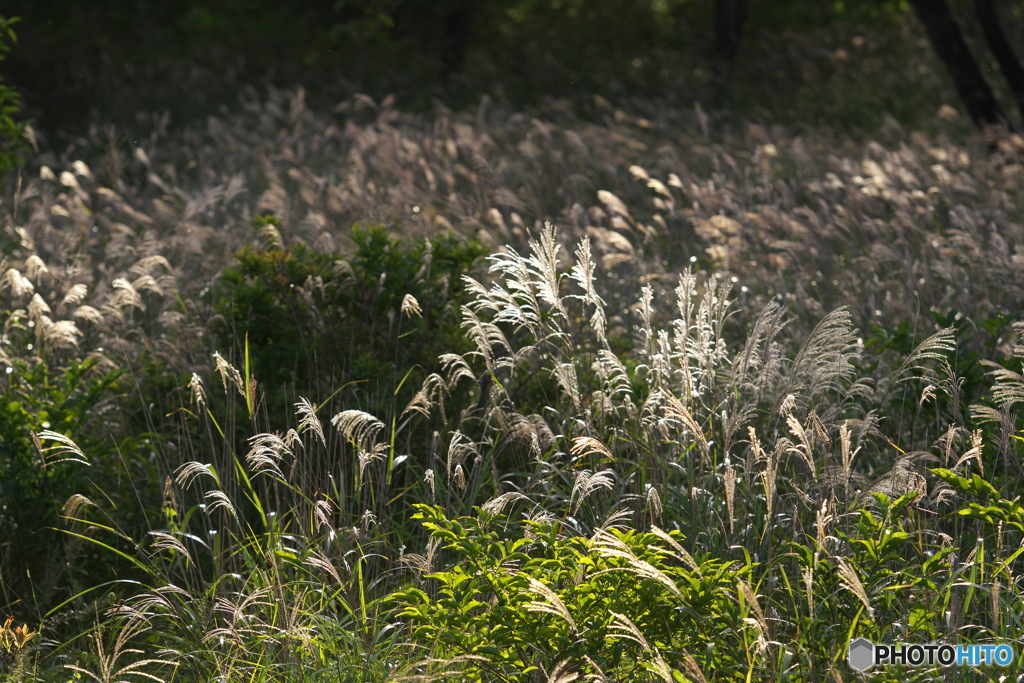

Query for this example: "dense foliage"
[214,218,484,417]
[1,4,1024,680]
[0,16,29,173]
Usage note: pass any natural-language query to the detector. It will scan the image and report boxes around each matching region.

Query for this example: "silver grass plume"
[780,306,860,414]
[481,491,532,515]
[35,430,89,467]
[591,528,682,599]
[331,410,384,451]
[569,469,615,514]
[294,397,326,447]
[552,362,583,414]
[569,436,613,463]
[401,293,423,318]
[212,352,245,398]
[568,236,607,341]
[836,557,875,619]
[523,577,577,633]
[188,373,206,409]
[649,526,700,574]
[245,432,297,479]
[59,283,89,311]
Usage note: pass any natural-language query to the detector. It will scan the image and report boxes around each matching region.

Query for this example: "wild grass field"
[2,71,1024,682]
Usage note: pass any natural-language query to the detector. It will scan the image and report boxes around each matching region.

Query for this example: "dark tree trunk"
[710,0,750,92]
[908,0,1008,129]
[975,0,1024,121]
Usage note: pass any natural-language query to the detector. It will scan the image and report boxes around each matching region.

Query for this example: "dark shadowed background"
[2,0,1022,148]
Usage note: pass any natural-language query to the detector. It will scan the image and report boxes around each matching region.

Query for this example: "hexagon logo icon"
[849,637,875,672]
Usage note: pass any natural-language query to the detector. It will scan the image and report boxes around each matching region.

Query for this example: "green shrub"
[0,356,128,608]
[214,218,485,420]
[0,15,30,174]
[394,503,752,681]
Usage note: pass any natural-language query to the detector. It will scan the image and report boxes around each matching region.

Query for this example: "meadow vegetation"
[1,24,1024,683]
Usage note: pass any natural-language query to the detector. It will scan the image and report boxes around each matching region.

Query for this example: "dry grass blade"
[570,436,613,462]
[59,282,89,310]
[245,432,295,478]
[982,360,1024,409]
[783,306,858,409]
[661,392,710,464]
[400,536,441,579]
[358,443,388,485]
[439,353,475,386]
[785,415,817,478]
[570,469,615,514]
[592,529,682,598]
[481,491,532,515]
[62,493,96,520]
[423,468,437,500]
[859,455,926,503]
[256,221,284,250]
[597,190,634,227]
[527,222,569,321]
[64,619,178,683]
[401,293,423,318]
[147,531,195,565]
[646,486,663,527]
[597,508,635,533]
[649,526,700,574]
[212,351,245,398]
[568,236,607,339]
[608,610,651,650]
[679,652,708,683]
[204,490,238,521]
[36,430,90,467]
[110,277,145,312]
[593,349,631,399]
[836,557,874,619]
[187,373,206,409]
[645,654,677,683]
[304,549,344,586]
[397,654,490,682]
[583,655,610,683]
[331,409,385,451]
[952,439,983,472]
[40,318,83,351]
[612,620,678,683]
[28,293,51,322]
[115,585,191,622]
[174,461,218,488]
[892,327,957,385]
[294,397,326,447]
[553,362,583,413]
[4,267,34,297]
[403,372,449,420]
[738,579,768,637]
[313,498,334,535]
[724,465,736,534]
[803,564,814,612]
[523,577,577,632]
[546,658,580,683]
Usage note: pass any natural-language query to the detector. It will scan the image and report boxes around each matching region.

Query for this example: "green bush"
[214,218,484,419]
[0,15,30,174]
[394,503,751,681]
[0,356,128,608]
